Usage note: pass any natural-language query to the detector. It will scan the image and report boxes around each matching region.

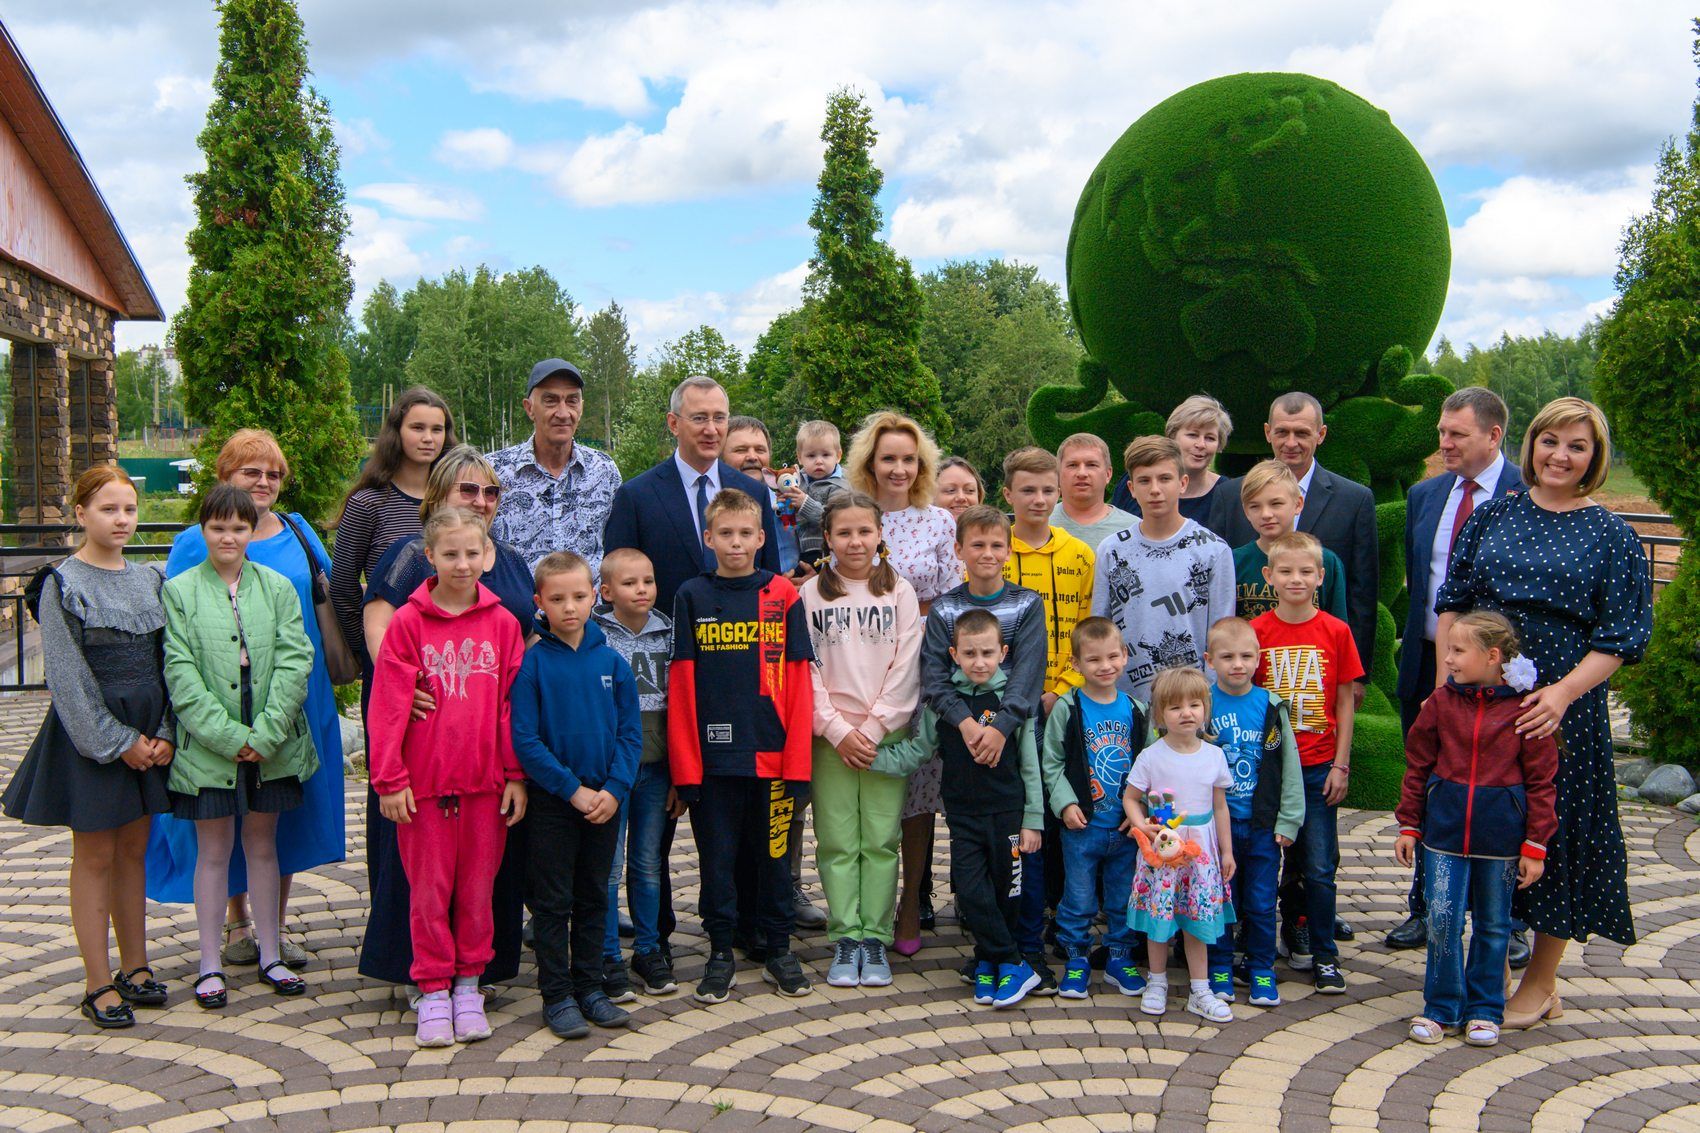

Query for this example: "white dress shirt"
[674,450,721,543]
[1292,460,1318,530]
[1425,452,1505,639]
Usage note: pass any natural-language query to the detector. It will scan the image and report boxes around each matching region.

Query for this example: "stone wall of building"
[1,257,118,525]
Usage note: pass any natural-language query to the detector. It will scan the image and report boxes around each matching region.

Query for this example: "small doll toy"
[773,467,803,529]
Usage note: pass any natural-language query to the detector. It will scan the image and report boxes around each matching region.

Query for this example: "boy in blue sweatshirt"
[511,552,642,1040]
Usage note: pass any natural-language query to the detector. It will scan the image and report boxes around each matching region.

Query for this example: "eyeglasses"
[236,468,284,483]
[684,413,730,428]
[455,482,502,501]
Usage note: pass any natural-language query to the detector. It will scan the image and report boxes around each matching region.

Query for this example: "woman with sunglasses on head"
[145,429,345,972]
[357,444,535,996]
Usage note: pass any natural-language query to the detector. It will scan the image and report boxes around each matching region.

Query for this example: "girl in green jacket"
[163,485,316,1008]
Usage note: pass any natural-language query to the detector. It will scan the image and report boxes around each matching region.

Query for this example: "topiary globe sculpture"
[1030,72,1456,808]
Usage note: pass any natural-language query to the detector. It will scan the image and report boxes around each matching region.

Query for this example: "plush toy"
[773,467,802,529]
[1133,791,1209,869]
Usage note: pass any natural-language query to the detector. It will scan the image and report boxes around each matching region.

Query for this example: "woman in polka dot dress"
[845,413,962,953]
[1435,397,1652,1029]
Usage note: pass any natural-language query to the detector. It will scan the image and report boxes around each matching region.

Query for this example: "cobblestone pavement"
[1,694,1697,1133]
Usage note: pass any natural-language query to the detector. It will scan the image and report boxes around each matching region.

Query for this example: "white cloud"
[624,262,810,358]
[435,127,516,170]
[333,116,388,157]
[1450,172,1651,281]
[353,182,484,221]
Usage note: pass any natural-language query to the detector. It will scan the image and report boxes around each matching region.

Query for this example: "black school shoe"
[1508,928,1532,970]
[1335,918,1355,941]
[1385,915,1428,950]
[736,931,769,964]
[578,991,632,1028]
[762,952,813,997]
[79,985,134,1029]
[114,966,168,1008]
[1023,954,1059,996]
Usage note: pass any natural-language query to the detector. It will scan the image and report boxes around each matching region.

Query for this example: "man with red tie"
[1388,385,1526,953]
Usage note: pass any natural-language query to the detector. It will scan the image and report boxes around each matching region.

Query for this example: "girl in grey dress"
[2,468,174,1029]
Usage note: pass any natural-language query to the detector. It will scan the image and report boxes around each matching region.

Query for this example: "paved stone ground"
[1,694,1698,1133]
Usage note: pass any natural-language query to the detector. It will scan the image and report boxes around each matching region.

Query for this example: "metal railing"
[1616,514,1683,594]
[0,523,186,692]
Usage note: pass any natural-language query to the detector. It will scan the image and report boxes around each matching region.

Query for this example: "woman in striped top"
[328,387,455,679]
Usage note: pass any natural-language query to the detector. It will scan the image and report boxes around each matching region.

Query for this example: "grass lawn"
[1603,463,1651,502]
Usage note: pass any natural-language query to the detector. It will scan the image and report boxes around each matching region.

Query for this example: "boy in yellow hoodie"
[1001,445,1095,981]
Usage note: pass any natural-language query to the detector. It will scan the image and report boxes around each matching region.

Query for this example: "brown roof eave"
[0,19,165,322]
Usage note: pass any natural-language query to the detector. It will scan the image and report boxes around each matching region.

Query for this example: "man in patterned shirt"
[486,358,623,579]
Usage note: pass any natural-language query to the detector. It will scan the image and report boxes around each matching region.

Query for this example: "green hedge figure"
[1029,72,1456,807]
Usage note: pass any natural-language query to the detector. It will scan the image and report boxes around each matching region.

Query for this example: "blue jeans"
[1055,823,1137,957]
[1016,848,1047,954]
[604,761,672,962]
[1209,817,1281,972]
[1422,847,1517,1026]
[1293,763,1339,961]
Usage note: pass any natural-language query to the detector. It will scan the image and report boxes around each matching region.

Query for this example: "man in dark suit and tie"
[1385,386,1529,960]
[1210,392,1378,955]
[602,375,784,981]
[1210,392,1379,681]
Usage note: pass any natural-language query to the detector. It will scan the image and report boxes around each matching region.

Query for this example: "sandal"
[194,972,228,1010]
[1464,1019,1501,1047]
[79,984,135,1029]
[1408,1016,1455,1044]
[259,960,306,997]
[114,966,168,1008]
[221,918,259,966]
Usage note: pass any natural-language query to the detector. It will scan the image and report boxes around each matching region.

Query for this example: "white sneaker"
[1186,988,1233,1023]
[1140,978,1169,1016]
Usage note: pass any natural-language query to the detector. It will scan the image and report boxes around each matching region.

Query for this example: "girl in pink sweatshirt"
[799,492,922,989]
[367,509,527,1047]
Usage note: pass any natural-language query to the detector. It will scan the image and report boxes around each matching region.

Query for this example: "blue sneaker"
[972,961,996,1005]
[1104,950,1146,996]
[1209,967,1235,1003]
[1058,957,1091,999]
[992,961,1041,1008]
[1247,967,1281,1007]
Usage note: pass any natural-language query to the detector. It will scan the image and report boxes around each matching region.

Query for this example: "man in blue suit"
[603,375,782,612]
[601,375,784,982]
[1386,385,1528,959]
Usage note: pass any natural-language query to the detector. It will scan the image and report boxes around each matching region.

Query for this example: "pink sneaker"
[452,987,491,1042]
[415,994,454,1048]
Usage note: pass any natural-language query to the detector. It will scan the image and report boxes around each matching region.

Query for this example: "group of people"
[2,355,1651,1054]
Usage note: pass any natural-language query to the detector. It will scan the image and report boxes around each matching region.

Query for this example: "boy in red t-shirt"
[1248,531,1363,994]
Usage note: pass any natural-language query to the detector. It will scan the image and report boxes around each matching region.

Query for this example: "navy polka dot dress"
[1437,492,1652,945]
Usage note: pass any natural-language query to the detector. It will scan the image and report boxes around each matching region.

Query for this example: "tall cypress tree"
[171,0,362,521]
[793,89,947,437]
[1594,21,1700,772]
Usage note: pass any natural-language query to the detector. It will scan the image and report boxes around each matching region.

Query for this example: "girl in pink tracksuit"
[368,509,527,1047]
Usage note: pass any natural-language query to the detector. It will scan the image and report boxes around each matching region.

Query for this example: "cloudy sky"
[6,1,1695,361]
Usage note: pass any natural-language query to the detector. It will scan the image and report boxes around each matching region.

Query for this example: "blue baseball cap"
[527,358,583,393]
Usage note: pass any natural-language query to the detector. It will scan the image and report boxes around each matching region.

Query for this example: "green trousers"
[812,733,908,943]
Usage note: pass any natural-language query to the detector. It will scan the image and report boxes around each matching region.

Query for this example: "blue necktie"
[695,474,716,569]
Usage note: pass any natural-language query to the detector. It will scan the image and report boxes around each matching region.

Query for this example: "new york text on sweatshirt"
[367,579,525,799]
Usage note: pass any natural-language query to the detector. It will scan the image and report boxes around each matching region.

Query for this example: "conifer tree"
[171,0,362,521]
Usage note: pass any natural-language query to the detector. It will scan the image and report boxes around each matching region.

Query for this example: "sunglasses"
[237,468,284,483]
[456,482,502,502]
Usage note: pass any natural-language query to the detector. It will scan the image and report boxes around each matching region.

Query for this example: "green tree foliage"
[1594,22,1700,771]
[1427,329,1599,446]
[728,305,818,454]
[579,302,637,450]
[919,261,1081,488]
[611,326,744,481]
[403,265,581,451]
[114,349,181,436]
[345,279,418,410]
[169,0,362,522]
[792,89,946,438]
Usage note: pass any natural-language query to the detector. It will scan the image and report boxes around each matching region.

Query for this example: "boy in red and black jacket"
[669,488,814,1004]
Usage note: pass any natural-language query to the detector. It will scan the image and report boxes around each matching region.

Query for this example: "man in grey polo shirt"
[486,358,622,577]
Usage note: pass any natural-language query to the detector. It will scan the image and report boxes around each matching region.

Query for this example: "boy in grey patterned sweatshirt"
[1091,437,1235,702]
